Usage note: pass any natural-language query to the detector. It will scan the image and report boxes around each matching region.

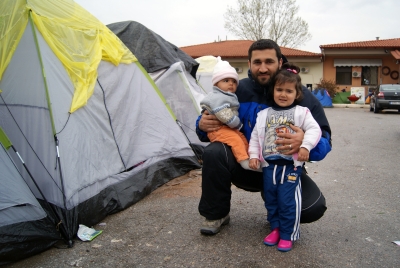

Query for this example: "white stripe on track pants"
[262,164,302,241]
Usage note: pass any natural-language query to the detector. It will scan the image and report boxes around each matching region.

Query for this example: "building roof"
[320,38,400,49]
[180,40,321,59]
[390,50,400,60]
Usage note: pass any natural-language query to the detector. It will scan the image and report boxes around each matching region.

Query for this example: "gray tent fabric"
[108,21,208,154]
[0,144,61,264]
[0,8,200,265]
[107,21,199,78]
[0,144,47,228]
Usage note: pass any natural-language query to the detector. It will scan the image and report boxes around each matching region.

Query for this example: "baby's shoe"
[263,228,280,246]
[277,239,292,252]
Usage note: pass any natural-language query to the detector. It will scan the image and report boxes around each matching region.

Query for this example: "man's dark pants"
[198,142,326,223]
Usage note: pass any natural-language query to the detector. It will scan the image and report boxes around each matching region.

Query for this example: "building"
[180,40,322,89]
[320,38,400,94]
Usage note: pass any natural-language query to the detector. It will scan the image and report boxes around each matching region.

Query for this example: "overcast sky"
[74,0,399,53]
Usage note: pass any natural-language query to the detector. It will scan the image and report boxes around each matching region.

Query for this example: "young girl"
[248,63,322,252]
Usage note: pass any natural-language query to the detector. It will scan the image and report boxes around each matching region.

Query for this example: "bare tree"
[224,0,312,48]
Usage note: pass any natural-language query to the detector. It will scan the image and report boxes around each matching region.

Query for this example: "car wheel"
[374,101,380,113]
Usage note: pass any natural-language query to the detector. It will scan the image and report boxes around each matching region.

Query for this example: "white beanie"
[212,56,239,86]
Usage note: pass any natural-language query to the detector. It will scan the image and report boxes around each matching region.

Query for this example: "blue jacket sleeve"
[309,132,331,161]
[195,114,210,142]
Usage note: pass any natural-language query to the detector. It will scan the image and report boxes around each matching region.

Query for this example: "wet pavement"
[4,107,400,268]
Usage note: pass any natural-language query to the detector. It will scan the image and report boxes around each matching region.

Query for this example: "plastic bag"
[77,224,102,241]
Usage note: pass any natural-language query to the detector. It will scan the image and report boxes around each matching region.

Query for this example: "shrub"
[315,79,338,99]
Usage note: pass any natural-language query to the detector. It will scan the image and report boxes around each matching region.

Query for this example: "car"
[370,84,400,113]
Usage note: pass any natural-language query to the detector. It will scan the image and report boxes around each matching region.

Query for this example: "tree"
[224,0,312,48]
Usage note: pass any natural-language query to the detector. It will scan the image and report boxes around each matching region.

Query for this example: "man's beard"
[252,71,271,86]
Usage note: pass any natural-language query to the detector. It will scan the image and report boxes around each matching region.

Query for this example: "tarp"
[107,21,199,77]
[312,88,333,107]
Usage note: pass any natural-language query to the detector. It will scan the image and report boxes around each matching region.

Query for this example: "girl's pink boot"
[277,239,292,252]
[263,228,280,246]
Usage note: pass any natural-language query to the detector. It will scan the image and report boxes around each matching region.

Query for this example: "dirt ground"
[4,108,400,268]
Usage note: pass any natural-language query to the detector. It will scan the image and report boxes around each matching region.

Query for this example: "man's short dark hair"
[248,39,283,61]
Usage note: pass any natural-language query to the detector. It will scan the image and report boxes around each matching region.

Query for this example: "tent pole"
[96,78,127,170]
[137,62,203,164]
[0,127,70,245]
[176,71,201,115]
[195,79,208,94]
[29,12,73,247]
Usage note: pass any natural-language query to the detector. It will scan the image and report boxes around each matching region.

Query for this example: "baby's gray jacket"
[200,86,242,129]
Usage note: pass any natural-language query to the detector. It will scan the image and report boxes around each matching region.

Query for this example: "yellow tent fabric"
[0,0,137,113]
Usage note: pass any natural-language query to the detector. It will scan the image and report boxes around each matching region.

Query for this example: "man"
[196,39,332,235]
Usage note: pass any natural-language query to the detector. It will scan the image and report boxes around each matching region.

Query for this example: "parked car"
[370,84,400,113]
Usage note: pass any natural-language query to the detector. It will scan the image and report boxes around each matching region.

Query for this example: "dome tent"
[0,0,199,264]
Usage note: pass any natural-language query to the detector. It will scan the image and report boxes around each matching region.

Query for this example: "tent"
[107,21,208,152]
[312,88,333,108]
[0,0,199,264]
[194,55,219,94]
[0,141,62,263]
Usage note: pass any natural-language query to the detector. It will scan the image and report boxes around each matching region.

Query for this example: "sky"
[74,0,400,53]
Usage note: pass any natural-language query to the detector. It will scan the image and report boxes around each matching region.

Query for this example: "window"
[336,67,352,85]
[380,84,400,91]
[361,66,378,85]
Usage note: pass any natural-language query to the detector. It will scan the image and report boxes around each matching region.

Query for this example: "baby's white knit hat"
[212,56,239,86]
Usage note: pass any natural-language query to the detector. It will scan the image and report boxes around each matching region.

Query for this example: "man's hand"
[199,110,223,132]
[275,124,304,155]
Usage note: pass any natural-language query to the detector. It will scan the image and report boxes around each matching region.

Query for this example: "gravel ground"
[4,107,400,268]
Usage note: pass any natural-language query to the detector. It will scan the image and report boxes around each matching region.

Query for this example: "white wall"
[291,62,323,89]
